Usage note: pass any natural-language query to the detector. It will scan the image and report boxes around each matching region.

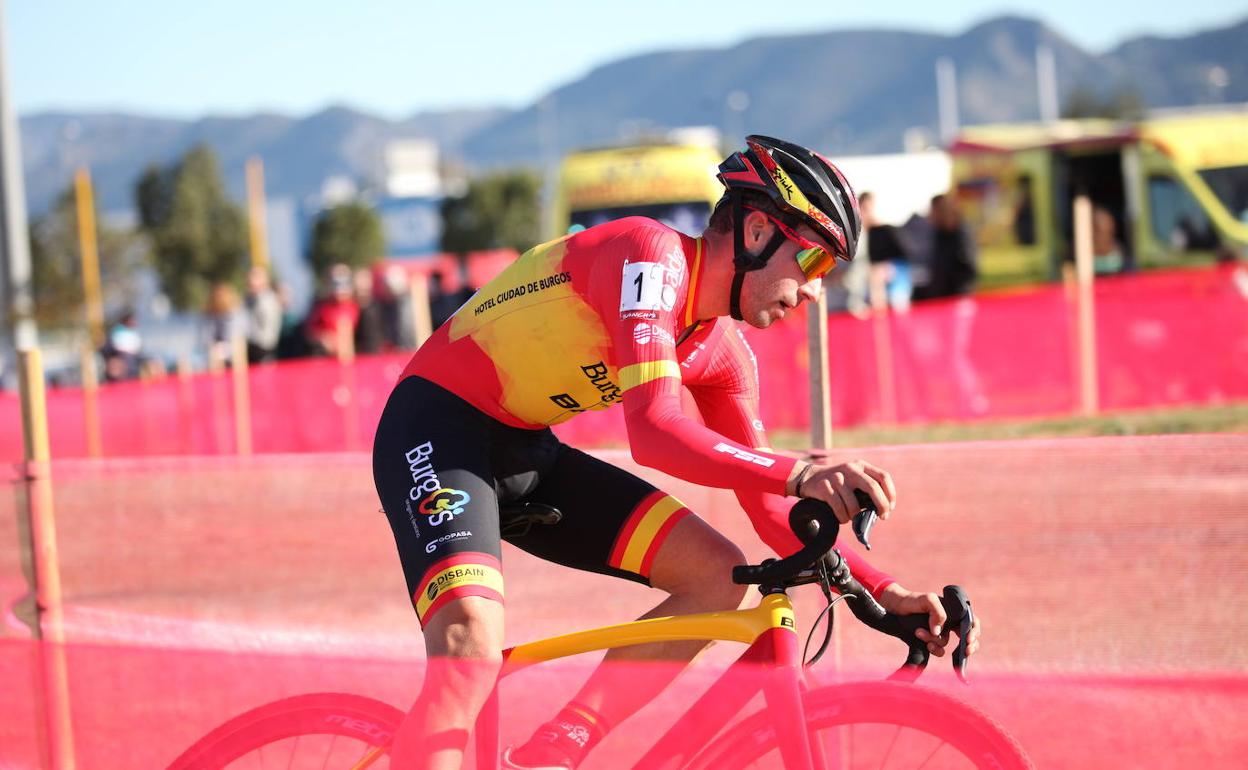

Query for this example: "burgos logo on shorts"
[406,442,471,526]
[418,488,471,527]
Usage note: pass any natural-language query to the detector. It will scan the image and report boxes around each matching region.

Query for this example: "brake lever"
[945,585,974,684]
[852,489,879,550]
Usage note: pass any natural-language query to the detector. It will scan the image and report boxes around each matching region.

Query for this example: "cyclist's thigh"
[373,376,504,629]
[510,443,704,587]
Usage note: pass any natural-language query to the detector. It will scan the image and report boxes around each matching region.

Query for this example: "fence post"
[73,168,104,349]
[869,268,898,424]
[79,345,101,457]
[17,347,77,769]
[336,316,361,450]
[231,332,253,456]
[1072,195,1100,415]
[409,271,433,348]
[807,287,833,450]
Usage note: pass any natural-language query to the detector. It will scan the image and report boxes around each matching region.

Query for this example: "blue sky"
[10,1,1246,119]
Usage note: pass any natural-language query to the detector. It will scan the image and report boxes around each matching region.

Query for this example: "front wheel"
[689,680,1031,770]
[166,692,402,769]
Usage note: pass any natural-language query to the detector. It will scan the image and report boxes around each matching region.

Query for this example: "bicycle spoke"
[287,735,300,770]
[913,736,948,770]
[876,723,902,769]
[319,736,336,770]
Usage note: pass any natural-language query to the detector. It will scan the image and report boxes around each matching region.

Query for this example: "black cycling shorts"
[373,376,696,626]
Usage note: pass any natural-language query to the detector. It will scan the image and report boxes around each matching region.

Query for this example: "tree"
[440,170,542,254]
[307,202,385,278]
[135,144,249,311]
[1062,85,1146,121]
[29,187,141,331]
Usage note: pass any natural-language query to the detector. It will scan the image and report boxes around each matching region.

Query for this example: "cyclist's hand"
[793,460,896,524]
[879,584,982,658]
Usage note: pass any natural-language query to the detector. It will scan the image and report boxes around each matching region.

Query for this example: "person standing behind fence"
[244,266,283,363]
[304,263,360,357]
[922,194,987,415]
[918,194,978,300]
[204,283,244,367]
[101,309,144,382]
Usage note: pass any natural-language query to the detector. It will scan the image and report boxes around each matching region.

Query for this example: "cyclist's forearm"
[623,394,796,493]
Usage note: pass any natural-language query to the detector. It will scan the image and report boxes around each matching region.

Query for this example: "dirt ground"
[2,435,1246,767]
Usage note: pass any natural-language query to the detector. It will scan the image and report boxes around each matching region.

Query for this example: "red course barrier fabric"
[2,265,1246,460]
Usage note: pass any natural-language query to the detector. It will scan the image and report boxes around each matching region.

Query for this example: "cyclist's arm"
[621,369,797,494]
[604,224,798,495]
[686,330,896,598]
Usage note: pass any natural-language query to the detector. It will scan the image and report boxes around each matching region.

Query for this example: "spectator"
[918,194,978,300]
[101,309,143,382]
[304,263,360,357]
[353,267,387,355]
[863,192,914,311]
[378,264,412,348]
[923,193,987,415]
[244,266,283,363]
[204,282,244,367]
[1092,206,1125,275]
[828,191,873,318]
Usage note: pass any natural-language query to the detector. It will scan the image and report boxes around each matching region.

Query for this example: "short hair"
[706,190,788,235]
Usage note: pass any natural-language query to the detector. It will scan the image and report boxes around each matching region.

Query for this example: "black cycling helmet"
[716,135,862,320]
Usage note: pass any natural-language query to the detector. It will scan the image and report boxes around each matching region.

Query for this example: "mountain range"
[18,14,1248,218]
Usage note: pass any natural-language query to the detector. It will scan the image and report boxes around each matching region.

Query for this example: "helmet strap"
[729,194,787,321]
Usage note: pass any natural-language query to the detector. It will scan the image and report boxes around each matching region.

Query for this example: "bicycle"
[167,497,1031,769]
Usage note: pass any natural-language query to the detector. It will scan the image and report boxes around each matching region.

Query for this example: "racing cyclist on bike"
[372,135,982,769]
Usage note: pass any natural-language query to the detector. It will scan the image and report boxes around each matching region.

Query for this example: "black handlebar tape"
[731,499,841,585]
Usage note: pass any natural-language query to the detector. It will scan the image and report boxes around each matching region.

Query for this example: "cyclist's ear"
[743,210,772,249]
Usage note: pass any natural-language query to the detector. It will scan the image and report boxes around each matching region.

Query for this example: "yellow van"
[552,138,724,238]
[949,108,1248,288]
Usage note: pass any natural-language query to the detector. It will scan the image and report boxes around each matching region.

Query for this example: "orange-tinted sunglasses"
[745,207,839,280]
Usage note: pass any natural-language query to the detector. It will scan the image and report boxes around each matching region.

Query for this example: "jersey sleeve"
[600,223,797,495]
[687,325,897,599]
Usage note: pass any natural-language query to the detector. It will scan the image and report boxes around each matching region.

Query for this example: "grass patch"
[769,402,1248,450]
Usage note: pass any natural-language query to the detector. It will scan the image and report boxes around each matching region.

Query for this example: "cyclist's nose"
[798,277,823,304]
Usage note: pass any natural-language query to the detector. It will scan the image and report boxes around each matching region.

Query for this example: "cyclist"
[373,135,982,769]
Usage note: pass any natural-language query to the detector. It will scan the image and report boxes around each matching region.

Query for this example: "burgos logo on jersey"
[406,442,471,526]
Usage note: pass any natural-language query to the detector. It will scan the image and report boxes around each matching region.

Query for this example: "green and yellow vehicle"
[949,108,1248,288]
[552,134,724,238]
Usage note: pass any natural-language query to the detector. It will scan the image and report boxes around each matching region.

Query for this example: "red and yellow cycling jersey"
[403,217,797,495]
[400,217,894,595]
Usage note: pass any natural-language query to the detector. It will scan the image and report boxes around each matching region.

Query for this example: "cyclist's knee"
[422,595,505,664]
[649,516,747,607]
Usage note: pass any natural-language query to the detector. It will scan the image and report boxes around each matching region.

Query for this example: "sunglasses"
[744,207,839,280]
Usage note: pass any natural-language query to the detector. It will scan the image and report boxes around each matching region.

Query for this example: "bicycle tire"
[165,692,403,769]
[688,680,1032,770]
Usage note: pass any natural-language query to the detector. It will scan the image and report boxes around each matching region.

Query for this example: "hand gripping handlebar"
[732,494,975,683]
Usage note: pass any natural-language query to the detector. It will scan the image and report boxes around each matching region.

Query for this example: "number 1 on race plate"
[620,262,676,313]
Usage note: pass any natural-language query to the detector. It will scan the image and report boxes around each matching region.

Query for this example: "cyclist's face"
[739,216,826,329]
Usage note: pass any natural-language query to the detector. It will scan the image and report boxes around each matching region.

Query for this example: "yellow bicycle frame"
[466,592,817,770]
[501,592,798,674]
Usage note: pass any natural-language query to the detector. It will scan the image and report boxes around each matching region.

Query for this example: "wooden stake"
[409,271,433,348]
[806,286,833,450]
[16,348,78,769]
[1072,196,1099,415]
[74,169,104,348]
[231,333,253,456]
[869,268,898,424]
[246,156,270,271]
[79,346,101,457]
